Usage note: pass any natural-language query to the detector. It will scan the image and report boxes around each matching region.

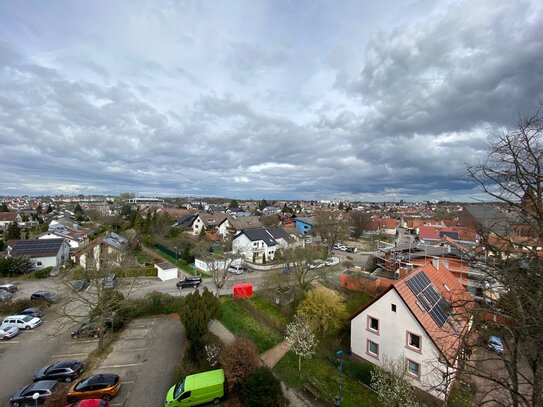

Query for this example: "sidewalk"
[260,340,291,368]
[208,319,323,406]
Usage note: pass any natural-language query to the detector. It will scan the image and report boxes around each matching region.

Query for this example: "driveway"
[91,316,186,407]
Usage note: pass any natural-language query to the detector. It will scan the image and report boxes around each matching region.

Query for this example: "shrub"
[144,291,183,315]
[34,267,52,279]
[241,367,286,407]
[0,298,43,315]
[220,337,260,391]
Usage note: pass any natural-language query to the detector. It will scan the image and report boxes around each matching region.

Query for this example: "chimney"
[406,263,414,273]
[432,256,440,270]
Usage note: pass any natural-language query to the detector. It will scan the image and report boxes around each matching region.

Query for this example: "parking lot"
[90,317,185,407]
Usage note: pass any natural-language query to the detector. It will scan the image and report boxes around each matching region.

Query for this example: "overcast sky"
[1,0,542,201]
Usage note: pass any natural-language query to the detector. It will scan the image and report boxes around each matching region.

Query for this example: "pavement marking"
[0,340,20,344]
[52,352,89,358]
[118,337,150,341]
[118,348,150,352]
[122,381,135,384]
[99,362,143,368]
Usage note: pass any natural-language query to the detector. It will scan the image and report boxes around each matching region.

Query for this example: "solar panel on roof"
[405,271,452,328]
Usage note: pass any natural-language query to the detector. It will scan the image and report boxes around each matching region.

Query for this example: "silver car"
[0,324,19,340]
[2,315,42,330]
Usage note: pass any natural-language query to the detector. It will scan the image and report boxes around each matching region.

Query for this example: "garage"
[155,262,178,281]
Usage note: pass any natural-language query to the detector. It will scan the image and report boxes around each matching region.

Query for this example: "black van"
[176,276,203,289]
[103,273,117,290]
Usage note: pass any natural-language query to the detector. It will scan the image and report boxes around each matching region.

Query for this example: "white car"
[308,259,325,269]
[338,245,348,251]
[325,257,340,266]
[0,324,19,340]
[228,265,245,275]
[2,315,42,330]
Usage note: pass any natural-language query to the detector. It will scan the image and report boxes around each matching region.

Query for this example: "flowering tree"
[285,314,318,372]
[370,356,421,407]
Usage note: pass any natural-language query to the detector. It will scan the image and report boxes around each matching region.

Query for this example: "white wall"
[351,289,450,400]
[32,256,58,269]
[192,217,204,234]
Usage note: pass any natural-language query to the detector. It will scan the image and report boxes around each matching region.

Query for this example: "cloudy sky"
[1,0,542,201]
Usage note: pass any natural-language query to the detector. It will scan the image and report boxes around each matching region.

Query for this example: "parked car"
[227,264,245,275]
[488,335,504,354]
[64,400,110,407]
[308,259,325,269]
[165,369,225,407]
[338,245,348,251]
[324,257,340,266]
[0,290,12,301]
[72,279,90,292]
[34,360,85,383]
[10,380,61,406]
[345,246,357,253]
[0,324,19,340]
[102,274,117,290]
[2,315,42,330]
[176,276,203,289]
[333,243,341,250]
[71,319,108,339]
[20,307,43,318]
[66,374,121,403]
[0,283,17,293]
[31,290,57,302]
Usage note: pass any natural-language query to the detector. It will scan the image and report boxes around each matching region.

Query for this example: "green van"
[165,369,225,406]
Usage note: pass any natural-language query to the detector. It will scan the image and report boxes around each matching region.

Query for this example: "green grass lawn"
[245,293,290,330]
[217,296,282,353]
[150,245,211,278]
[274,351,383,407]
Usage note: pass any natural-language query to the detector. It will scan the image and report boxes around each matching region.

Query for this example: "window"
[407,359,421,378]
[37,261,43,266]
[367,340,379,359]
[178,391,192,400]
[391,304,397,312]
[367,316,379,333]
[407,332,421,350]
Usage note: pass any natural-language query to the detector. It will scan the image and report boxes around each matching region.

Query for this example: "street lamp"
[32,392,40,407]
[174,246,178,264]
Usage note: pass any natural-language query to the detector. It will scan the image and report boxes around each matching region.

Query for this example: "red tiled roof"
[0,212,18,222]
[379,218,397,229]
[351,261,473,365]
[393,262,473,364]
[418,225,477,243]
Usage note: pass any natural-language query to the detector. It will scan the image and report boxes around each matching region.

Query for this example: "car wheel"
[65,377,72,383]
[213,397,221,405]
[12,402,20,407]
[193,284,198,288]
[72,335,78,339]
[102,395,112,401]
[25,326,31,330]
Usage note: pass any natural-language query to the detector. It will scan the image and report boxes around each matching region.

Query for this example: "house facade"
[74,232,128,270]
[217,215,263,239]
[8,238,70,270]
[0,211,22,230]
[295,218,314,236]
[350,262,472,400]
[232,228,279,263]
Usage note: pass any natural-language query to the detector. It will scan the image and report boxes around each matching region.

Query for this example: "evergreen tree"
[133,211,143,234]
[0,202,8,212]
[46,204,53,213]
[338,202,344,210]
[6,221,21,240]
[229,199,239,209]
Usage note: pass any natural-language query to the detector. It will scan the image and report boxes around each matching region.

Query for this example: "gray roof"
[267,227,294,243]
[156,261,176,270]
[228,215,263,230]
[11,238,66,257]
[240,228,277,246]
[175,213,198,228]
[103,232,128,250]
[463,205,520,235]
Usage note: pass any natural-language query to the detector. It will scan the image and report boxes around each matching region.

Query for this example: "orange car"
[66,374,121,403]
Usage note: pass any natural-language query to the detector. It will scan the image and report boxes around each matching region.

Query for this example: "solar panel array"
[406,271,451,327]
[14,239,65,255]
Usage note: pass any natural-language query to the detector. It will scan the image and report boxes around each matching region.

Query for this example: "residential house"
[37,221,93,249]
[217,215,263,239]
[417,226,477,245]
[232,227,298,263]
[173,213,199,228]
[8,238,70,270]
[73,232,129,270]
[295,217,314,236]
[191,212,227,235]
[262,206,281,215]
[350,261,472,401]
[0,211,22,231]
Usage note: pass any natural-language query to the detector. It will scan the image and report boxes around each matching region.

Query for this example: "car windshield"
[22,316,33,322]
[173,379,185,399]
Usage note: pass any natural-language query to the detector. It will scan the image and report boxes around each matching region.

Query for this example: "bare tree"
[191,240,237,295]
[314,210,349,255]
[350,211,372,239]
[464,103,543,407]
[280,245,327,295]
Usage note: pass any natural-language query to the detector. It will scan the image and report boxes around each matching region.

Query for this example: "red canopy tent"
[233,282,253,298]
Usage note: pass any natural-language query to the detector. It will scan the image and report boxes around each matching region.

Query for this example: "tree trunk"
[298,355,301,372]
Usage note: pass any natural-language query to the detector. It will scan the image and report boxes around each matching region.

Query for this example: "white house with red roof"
[350,261,472,400]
